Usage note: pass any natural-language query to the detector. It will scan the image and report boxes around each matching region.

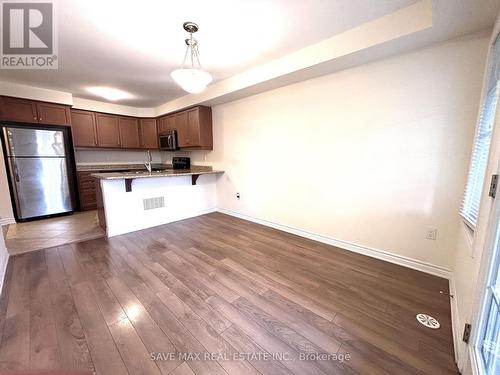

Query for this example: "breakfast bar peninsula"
[91,166,224,237]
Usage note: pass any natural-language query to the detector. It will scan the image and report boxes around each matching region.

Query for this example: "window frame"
[460,36,500,231]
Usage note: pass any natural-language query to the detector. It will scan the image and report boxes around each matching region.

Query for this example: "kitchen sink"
[121,170,169,175]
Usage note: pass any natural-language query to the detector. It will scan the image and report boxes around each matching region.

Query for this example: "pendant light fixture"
[171,22,212,94]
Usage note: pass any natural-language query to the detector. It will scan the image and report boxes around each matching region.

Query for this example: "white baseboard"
[217,208,452,279]
[0,218,15,226]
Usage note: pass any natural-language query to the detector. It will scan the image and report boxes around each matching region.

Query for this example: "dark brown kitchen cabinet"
[158,114,175,133]
[0,96,39,123]
[139,118,158,149]
[157,106,212,149]
[0,96,71,125]
[175,111,188,147]
[181,106,213,149]
[71,109,98,147]
[96,113,121,148]
[77,171,97,211]
[186,108,202,147]
[35,102,71,125]
[119,117,140,149]
[157,116,168,133]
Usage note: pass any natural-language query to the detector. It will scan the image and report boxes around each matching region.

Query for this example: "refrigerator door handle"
[7,158,22,217]
[11,159,20,182]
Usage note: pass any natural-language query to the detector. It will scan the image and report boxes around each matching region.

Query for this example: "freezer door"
[4,127,66,157]
[8,157,73,219]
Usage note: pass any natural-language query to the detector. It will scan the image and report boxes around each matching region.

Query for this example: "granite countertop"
[77,163,172,172]
[91,166,223,180]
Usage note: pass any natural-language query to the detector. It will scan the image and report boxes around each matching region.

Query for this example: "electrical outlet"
[236,192,240,200]
[426,227,437,240]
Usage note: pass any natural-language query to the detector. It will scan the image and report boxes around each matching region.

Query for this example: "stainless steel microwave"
[158,130,178,151]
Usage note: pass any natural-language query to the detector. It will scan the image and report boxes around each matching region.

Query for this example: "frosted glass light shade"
[171,68,213,94]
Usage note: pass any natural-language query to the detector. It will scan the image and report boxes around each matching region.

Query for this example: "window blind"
[460,37,500,228]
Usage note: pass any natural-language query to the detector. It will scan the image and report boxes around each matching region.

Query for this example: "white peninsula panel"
[99,174,218,237]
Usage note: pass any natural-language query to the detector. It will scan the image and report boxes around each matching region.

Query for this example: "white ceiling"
[0,0,499,107]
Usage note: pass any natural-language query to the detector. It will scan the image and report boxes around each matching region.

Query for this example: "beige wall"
[205,32,489,272]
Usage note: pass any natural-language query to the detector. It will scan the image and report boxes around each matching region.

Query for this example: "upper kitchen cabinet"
[175,111,188,147]
[157,106,213,150]
[35,102,72,125]
[95,113,121,148]
[158,114,175,134]
[71,109,98,147]
[0,96,39,124]
[0,96,71,125]
[182,106,213,150]
[139,119,158,149]
[119,117,140,149]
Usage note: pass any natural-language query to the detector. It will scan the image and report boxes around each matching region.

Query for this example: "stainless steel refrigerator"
[2,125,77,221]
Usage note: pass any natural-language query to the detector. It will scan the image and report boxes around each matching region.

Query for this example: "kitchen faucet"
[144,150,152,172]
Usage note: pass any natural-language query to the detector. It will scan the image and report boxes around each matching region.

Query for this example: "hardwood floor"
[4,210,105,255]
[0,212,458,374]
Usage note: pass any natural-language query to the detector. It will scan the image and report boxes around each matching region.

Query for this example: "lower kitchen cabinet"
[77,171,97,211]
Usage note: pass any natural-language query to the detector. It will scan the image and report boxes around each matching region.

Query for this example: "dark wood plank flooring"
[0,212,458,374]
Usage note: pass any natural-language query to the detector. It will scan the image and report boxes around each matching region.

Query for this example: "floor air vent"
[143,196,165,210]
[416,313,440,329]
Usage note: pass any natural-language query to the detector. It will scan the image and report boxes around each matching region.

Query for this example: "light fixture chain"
[194,43,202,69]
[181,44,189,69]
[171,21,213,93]
[190,32,194,68]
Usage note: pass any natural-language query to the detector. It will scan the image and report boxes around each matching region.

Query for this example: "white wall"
[0,81,73,105]
[205,31,489,273]
[72,97,155,117]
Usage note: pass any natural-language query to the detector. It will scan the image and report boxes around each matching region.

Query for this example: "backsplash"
[75,149,211,165]
[75,149,163,164]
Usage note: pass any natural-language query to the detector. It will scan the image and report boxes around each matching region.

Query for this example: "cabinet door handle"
[33,116,37,121]
[39,117,42,121]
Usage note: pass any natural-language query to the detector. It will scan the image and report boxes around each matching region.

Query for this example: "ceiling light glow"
[86,86,133,101]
